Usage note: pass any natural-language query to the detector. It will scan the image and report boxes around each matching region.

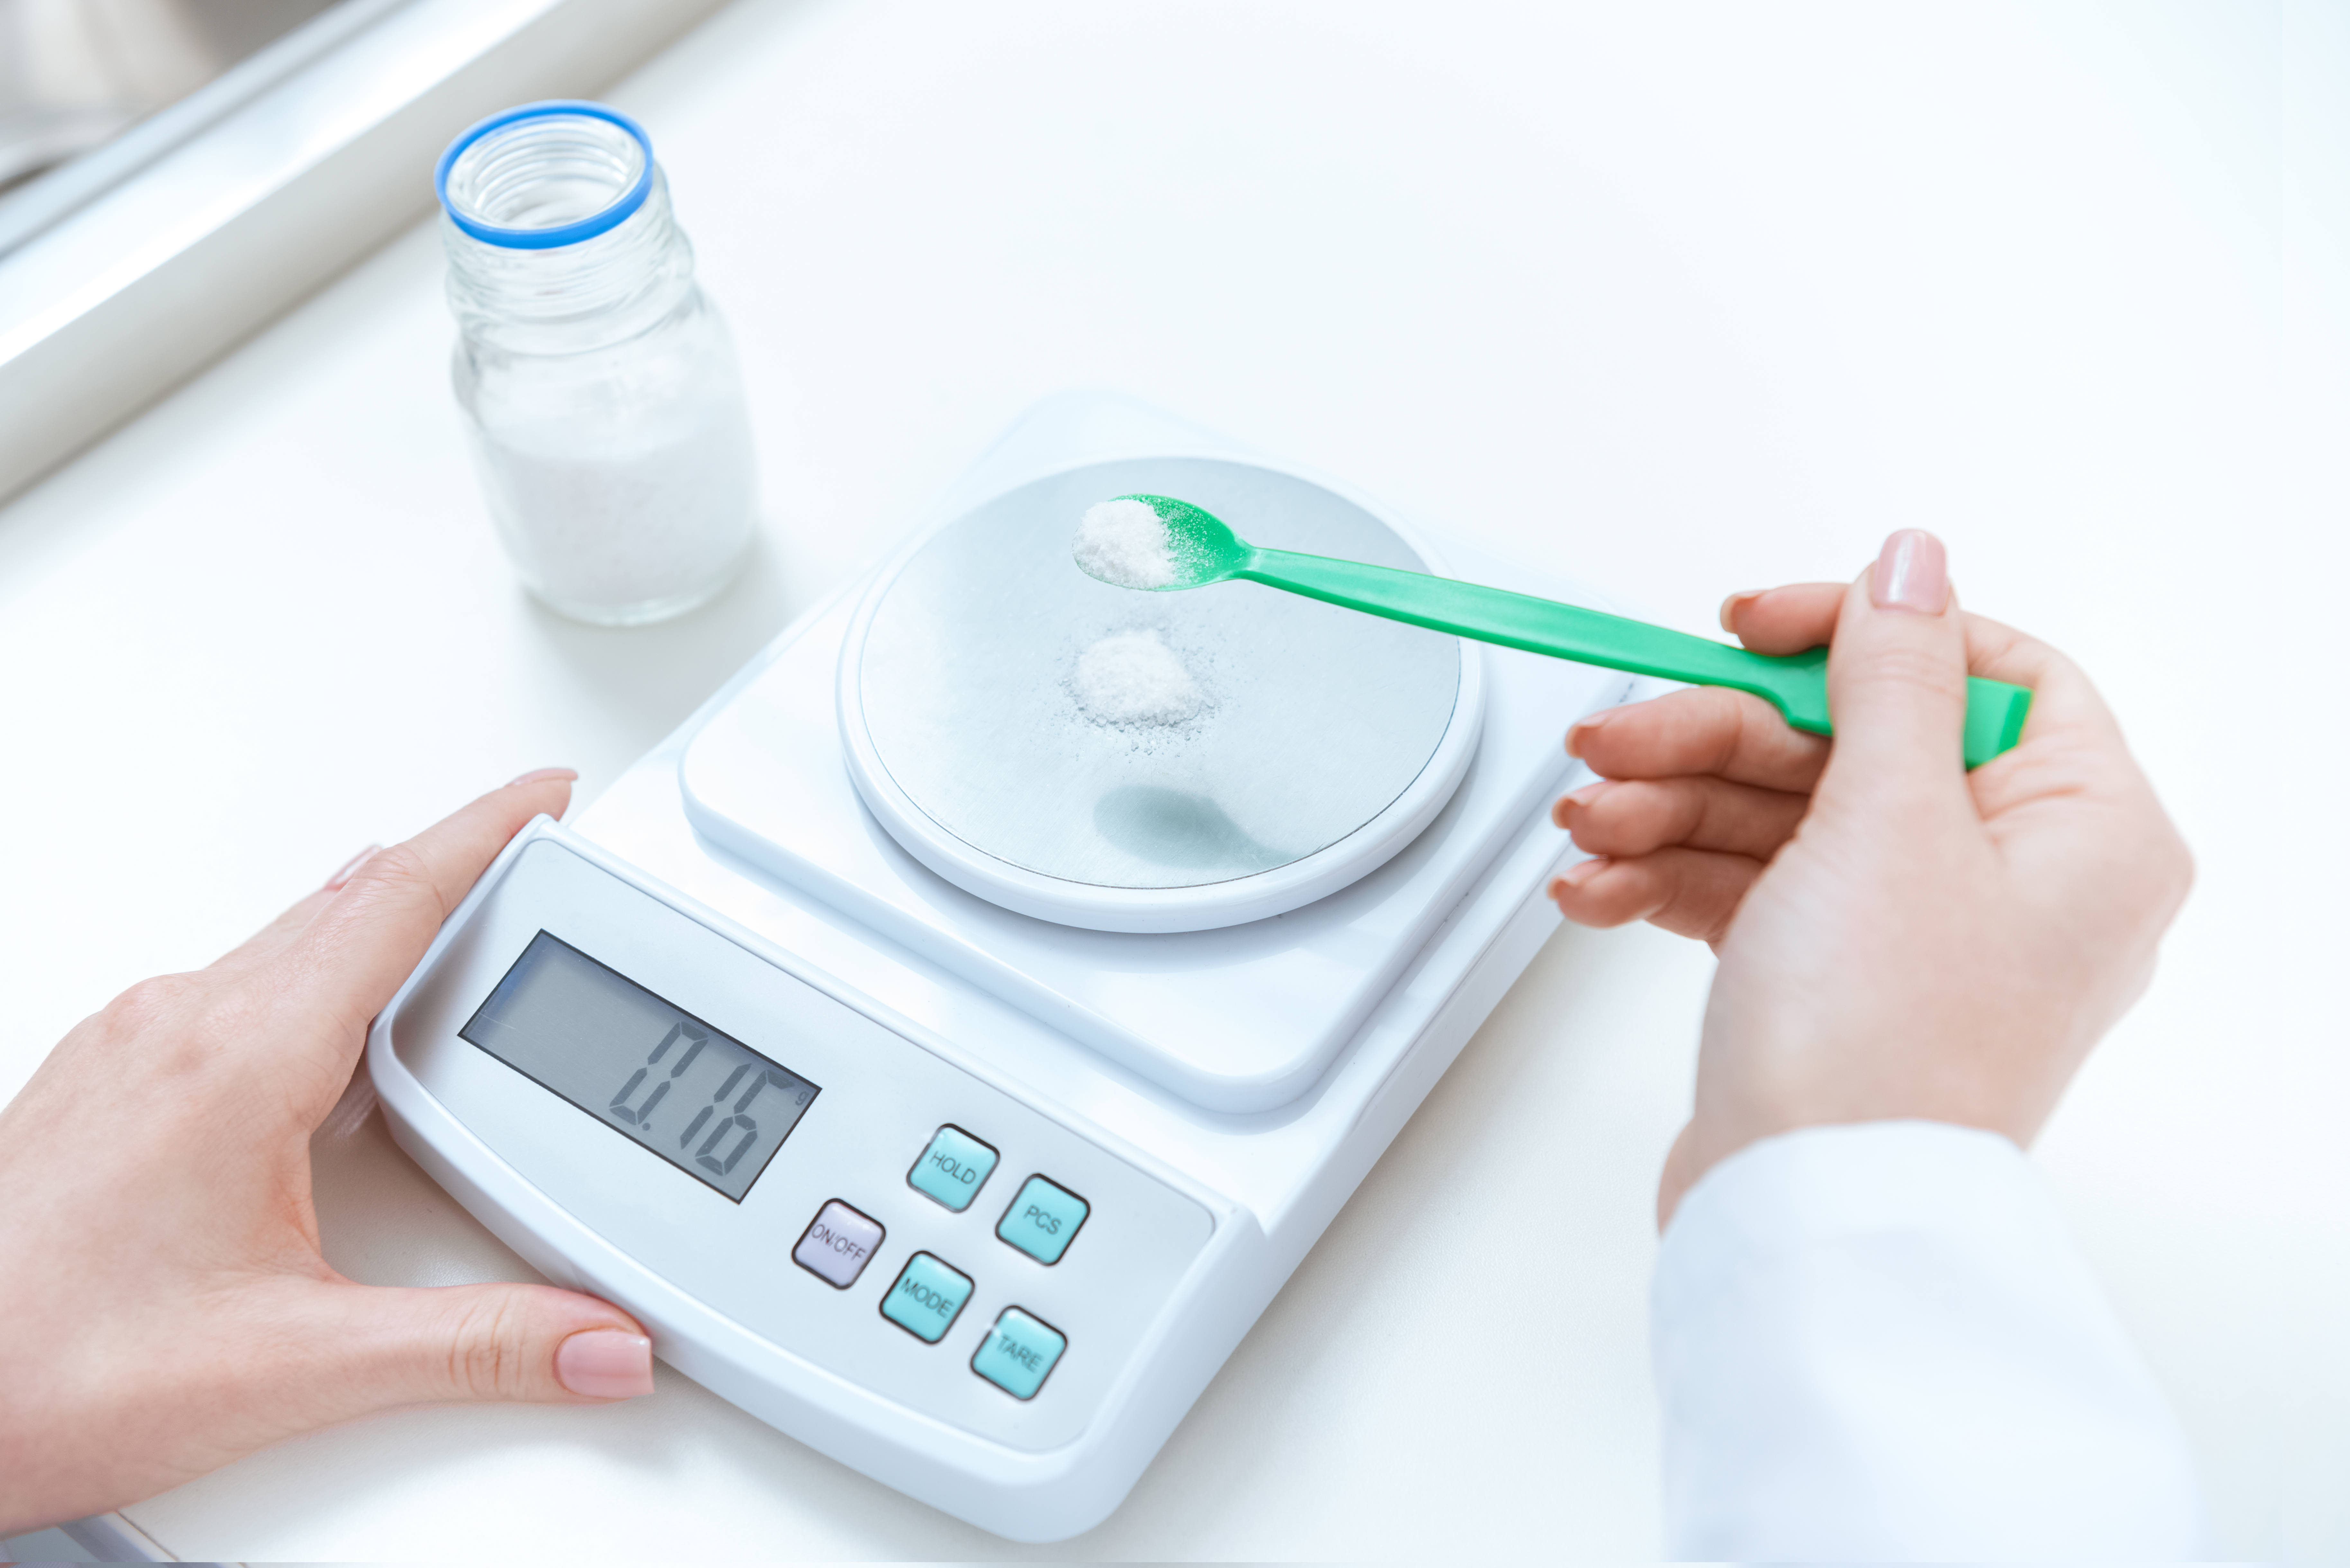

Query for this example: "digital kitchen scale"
[366,390,1644,1542]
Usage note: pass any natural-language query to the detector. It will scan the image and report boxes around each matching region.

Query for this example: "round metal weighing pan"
[835,452,1487,934]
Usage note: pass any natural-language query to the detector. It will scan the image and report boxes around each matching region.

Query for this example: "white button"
[793,1199,884,1288]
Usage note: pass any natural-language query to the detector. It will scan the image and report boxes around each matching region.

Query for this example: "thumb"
[1656,1119,1702,1233]
[309,1279,654,1413]
[1815,529,1976,816]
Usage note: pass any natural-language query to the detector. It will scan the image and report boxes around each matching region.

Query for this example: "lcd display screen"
[459,931,819,1202]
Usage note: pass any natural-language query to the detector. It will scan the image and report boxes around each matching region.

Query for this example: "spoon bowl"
[1119,494,1253,589]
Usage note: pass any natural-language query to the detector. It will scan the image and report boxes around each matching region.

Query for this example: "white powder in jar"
[1074,498,1177,589]
[465,398,756,618]
[1073,631,1205,726]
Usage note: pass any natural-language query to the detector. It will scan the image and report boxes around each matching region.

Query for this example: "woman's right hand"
[1548,530,2192,1225]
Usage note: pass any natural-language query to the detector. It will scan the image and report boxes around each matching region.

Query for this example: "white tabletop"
[0,2,2294,1558]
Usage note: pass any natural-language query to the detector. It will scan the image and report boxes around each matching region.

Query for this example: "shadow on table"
[522,528,799,756]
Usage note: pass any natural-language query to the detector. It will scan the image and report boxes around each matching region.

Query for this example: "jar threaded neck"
[437,103,694,351]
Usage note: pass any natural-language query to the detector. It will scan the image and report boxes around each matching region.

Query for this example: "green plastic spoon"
[1084,494,2032,768]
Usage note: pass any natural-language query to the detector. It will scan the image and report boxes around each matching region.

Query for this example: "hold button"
[908,1124,999,1212]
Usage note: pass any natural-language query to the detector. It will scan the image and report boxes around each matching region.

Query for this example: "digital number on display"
[459,931,820,1202]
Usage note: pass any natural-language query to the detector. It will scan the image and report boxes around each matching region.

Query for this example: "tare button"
[971,1306,1067,1399]
[907,1124,999,1213]
[995,1175,1089,1265]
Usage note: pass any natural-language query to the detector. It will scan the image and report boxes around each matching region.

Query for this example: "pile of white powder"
[1073,498,1178,589]
[1072,630,1205,726]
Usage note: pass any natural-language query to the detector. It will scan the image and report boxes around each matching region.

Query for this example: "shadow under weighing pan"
[837,456,1485,933]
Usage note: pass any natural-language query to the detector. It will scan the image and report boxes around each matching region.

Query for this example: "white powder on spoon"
[1074,498,1177,589]
[1073,630,1205,726]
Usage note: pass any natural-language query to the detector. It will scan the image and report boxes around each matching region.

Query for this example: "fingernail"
[1565,709,1616,759]
[1556,856,1609,890]
[1869,530,1948,614]
[324,845,380,892]
[556,1329,653,1399]
[1719,590,1763,634]
[1551,781,1608,828]
[507,767,579,788]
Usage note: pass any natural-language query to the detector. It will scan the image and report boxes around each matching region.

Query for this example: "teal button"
[908,1124,999,1213]
[970,1307,1066,1399]
[995,1175,1089,1265]
[879,1252,973,1344]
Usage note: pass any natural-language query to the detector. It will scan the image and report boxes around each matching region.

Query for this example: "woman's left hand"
[0,773,656,1536]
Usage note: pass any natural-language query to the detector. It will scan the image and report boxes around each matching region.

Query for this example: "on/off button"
[793,1199,883,1288]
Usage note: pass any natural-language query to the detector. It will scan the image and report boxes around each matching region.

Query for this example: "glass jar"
[436,101,756,625]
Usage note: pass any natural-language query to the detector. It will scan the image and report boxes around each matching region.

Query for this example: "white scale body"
[368,393,1643,1542]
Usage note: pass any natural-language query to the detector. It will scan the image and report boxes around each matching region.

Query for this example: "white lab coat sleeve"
[1650,1120,2205,1559]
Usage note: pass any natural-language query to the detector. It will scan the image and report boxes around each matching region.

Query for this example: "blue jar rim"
[435,100,655,250]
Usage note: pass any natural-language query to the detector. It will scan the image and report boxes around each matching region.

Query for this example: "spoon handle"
[1240,547,2031,768]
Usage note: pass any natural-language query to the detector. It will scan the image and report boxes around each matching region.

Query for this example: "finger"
[301,1279,653,1418]
[1938,608,2123,756]
[1725,577,2115,754]
[1553,775,1809,861]
[1657,1120,1701,1232]
[1813,531,1976,821]
[1728,582,2079,721]
[210,847,380,974]
[272,772,575,1054]
[1548,847,1763,943]
[1720,581,1846,655]
[1722,566,2132,812]
[1569,686,1832,794]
